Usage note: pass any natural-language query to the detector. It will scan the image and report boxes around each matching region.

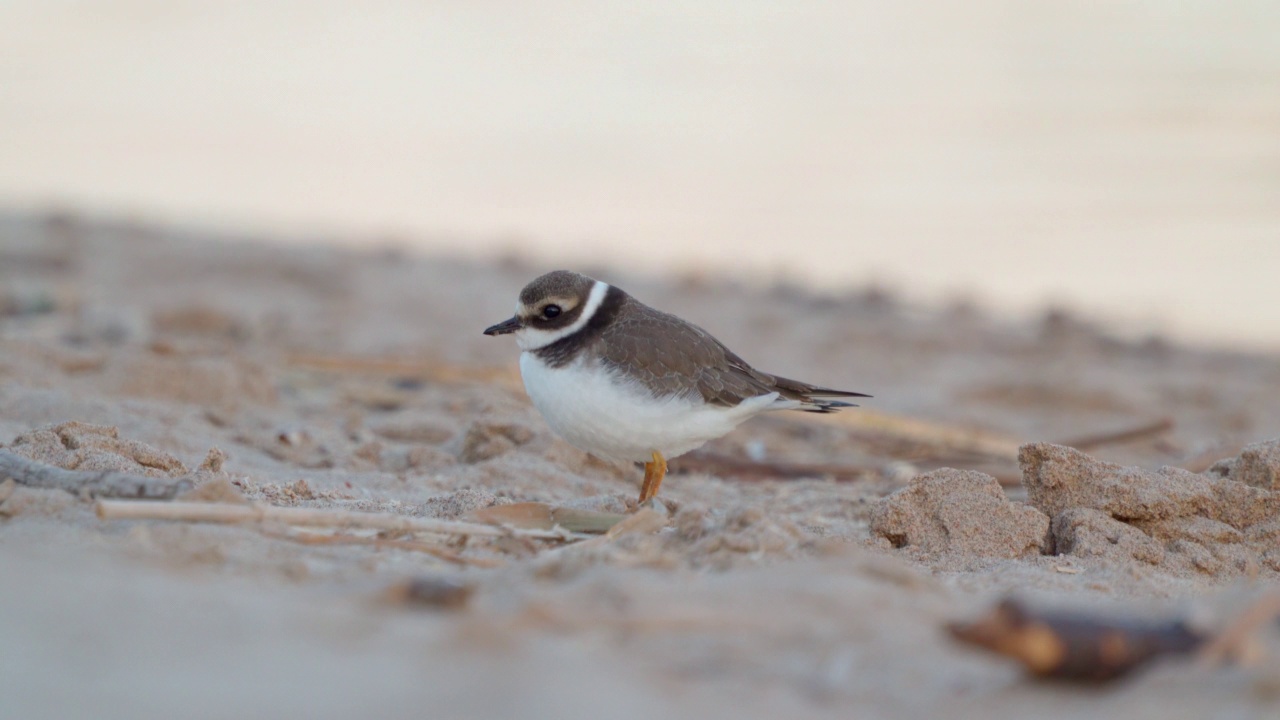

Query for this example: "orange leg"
[637,450,668,504]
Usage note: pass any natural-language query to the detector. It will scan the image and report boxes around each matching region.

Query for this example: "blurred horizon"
[3,1,1278,350]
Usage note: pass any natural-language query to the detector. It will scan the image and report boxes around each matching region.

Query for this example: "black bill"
[483,316,523,336]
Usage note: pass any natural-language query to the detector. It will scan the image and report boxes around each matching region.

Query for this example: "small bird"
[484,270,869,504]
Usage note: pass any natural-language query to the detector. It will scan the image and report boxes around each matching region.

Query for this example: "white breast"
[518,352,779,463]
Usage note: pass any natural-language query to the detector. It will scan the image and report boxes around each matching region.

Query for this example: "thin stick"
[95,500,589,541]
[0,450,193,500]
[1056,418,1175,451]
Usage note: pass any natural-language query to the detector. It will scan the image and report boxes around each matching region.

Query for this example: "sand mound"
[869,443,1280,579]
[869,469,1048,559]
[1020,443,1218,521]
[3,421,229,494]
[1022,442,1280,576]
[7,421,190,478]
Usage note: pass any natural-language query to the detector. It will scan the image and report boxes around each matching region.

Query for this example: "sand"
[2,210,1279,719]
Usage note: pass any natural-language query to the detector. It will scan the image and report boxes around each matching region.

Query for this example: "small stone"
[7,421,189,478]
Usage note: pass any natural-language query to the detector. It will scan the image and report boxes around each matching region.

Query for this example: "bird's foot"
[637,450,668,504]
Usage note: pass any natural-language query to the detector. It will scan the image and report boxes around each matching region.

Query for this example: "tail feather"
[803,387,872,399]
[769,374,871,413]
[797,397,860,414]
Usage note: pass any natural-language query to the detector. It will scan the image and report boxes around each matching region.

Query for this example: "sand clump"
[869,442,1280,578]
[869,469,1049,559]
[1,422,230,497]
[1020,443,1218,521]
[1020,442,1280,576]
[6,421,190,478]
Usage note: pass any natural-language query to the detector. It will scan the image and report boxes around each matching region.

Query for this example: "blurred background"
[2,0,1278,349]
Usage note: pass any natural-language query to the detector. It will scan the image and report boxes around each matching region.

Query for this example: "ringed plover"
[484,270,869,504]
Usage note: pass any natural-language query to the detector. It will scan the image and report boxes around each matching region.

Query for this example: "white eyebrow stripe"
[516,280,609,351]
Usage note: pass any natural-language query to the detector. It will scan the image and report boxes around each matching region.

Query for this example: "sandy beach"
[2,210,1279,718]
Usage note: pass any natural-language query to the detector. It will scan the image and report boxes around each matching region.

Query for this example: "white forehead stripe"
[517,280,609,351]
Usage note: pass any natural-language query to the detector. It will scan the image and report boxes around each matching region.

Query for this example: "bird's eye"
[542,304,562,318]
